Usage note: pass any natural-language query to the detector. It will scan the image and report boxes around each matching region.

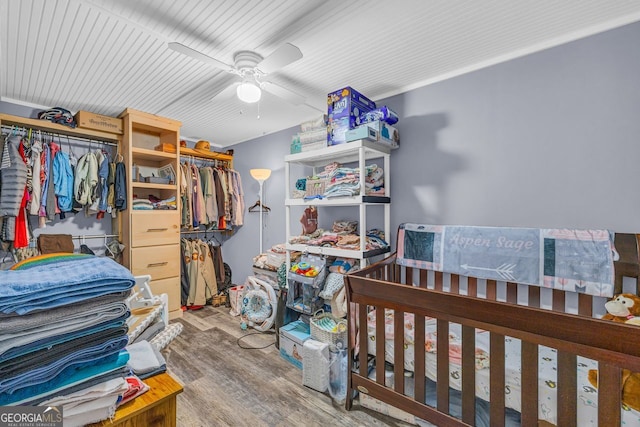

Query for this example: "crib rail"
[345,254,640,426]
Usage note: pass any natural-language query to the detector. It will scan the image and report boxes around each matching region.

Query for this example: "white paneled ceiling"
[2,0,640,147]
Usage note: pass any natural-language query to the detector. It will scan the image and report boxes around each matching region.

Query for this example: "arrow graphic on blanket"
[460,263,517,281]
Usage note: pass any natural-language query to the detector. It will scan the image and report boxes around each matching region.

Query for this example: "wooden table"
[87,372,183,427]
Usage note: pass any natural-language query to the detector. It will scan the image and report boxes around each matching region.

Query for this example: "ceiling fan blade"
[168,42,234,73]
[211,82,241,102]
[261,81,305,105]
[256,43,303,75]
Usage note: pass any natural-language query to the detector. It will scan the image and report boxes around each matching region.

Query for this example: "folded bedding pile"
[303,162,385,199]
[0,253,137,426]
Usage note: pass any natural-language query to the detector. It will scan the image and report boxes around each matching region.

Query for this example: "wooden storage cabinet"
[120,109,183,319]
[131,211,180,247]
[130,245,181,280]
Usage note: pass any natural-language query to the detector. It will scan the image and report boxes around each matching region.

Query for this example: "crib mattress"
[366,310,640,426]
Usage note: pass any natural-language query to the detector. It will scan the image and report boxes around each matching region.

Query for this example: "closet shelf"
[180,147,233,163]
[285,243,390,259]
[284,139,395,167]
[132,182,177,190]
[285,196,390,206]
[132,147,176,161]
[0,113,120,142]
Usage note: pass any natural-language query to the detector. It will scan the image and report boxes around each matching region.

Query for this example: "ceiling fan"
[168,41,305,105]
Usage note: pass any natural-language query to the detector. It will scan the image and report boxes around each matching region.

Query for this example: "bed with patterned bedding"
[345,224,640,426]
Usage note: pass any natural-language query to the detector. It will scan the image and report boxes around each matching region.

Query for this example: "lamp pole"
[250,168,272,255]
[258,179,264,254]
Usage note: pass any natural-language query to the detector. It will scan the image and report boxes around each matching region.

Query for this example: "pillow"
[319,272,344,300]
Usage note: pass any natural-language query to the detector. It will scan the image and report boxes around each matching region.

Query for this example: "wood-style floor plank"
[163,306,414,426]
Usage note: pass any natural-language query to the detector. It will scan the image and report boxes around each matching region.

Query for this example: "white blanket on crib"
[366,312,640,426]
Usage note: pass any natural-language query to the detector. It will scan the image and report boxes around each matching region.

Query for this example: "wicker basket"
[310,310,347,348]
[305,177,328,198]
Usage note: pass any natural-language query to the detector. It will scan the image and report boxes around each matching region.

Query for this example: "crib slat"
[520,341,538,427]
[393,263,401,283]
[436,319,449,413]
[461,325,476,425]
[468,277,477,297]
[578,293,592,317]
[598,362,622,426]
[414,312,426,405]
[434,271,444,291]
[528,286,540,308]
[450,274,460,294]
[419,269,428,289]
[394,309,405,393]
[552,289,566,312]
[506,282,517,304]
[557,351,577,427]
[487,280,497,301]
[376,307,385,386]
[358,304,369,379]
[490,332,506,427]
[405,267,413,287]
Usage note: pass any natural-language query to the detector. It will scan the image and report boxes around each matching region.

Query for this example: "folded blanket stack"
[0,254,136,426]
[303,163,384,199]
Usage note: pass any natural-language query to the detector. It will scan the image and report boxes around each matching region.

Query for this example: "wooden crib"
[344,230,640,427]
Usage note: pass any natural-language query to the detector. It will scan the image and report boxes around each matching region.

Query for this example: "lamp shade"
[237,81,262,103]
[250,168,272,182]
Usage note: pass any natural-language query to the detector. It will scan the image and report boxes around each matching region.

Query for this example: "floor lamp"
[250,168,272,254]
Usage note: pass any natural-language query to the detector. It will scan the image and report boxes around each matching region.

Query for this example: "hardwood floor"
[162,306,413,426]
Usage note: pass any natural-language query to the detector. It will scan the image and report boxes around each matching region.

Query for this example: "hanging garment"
[197,241,218,300]
[47,142,61,220]
[86,150,105,216]
[180,243,190,307]
[96,152,110,219]
[28,135,42,216]
[52,150,74,214]
[114,161,127,211]
[229,169,245,227]
[180,164,192,228]
[190,164,206,227]
[12,142,30,249]
[209,244,225,284]
[0,135,27,219]
[199,167,216,226]
[74,151,98,207]
[107,162,116,217]
[182,239,207,307]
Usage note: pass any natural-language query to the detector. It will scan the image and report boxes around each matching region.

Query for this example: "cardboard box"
[327,87,376,145]
[74,111,123,134]
[365,120,400,146]
[327,86,376,119]
[279,320,311,369]
[345,124,379,143]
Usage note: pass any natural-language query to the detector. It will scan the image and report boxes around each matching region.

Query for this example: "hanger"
[248,199,270,212]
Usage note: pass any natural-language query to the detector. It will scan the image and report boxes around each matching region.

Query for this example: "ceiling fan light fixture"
[236,80,262,103]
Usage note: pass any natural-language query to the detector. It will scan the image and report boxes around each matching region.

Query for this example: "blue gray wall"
[2,22,639,284]
[225,21,640,283]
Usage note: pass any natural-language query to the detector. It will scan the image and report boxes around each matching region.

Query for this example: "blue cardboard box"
[279,320,311,369]
[327,87,376,145]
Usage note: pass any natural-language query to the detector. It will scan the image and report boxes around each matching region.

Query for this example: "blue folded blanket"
[0,256,135,315]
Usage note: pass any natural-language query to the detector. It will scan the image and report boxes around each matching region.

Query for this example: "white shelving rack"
[284,139,395,271]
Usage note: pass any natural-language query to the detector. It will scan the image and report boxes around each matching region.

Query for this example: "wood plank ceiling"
[1,0,640,147]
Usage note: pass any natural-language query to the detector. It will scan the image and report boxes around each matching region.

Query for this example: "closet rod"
[71,233,119,240]
[180,229,228,234]
[1,125,119,148]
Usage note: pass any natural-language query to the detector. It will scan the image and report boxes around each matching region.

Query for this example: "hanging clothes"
[52,150,74,216]
[0,135,28,245]
[114,161,127,211]
[28,133,42,216]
